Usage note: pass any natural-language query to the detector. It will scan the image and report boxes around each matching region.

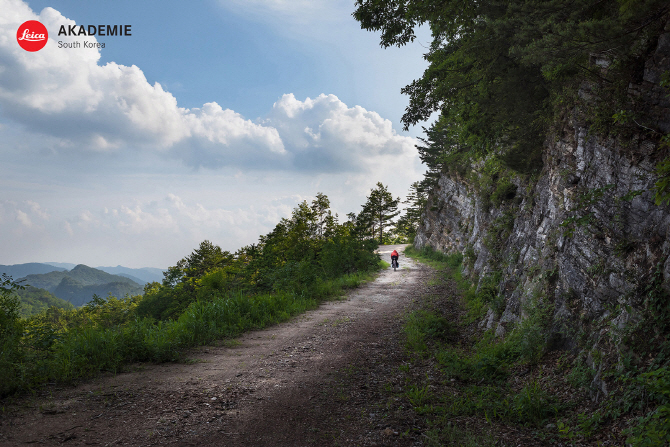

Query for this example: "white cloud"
[0,199,49,229]
[117,205,175,234]
[60,194,300,243]
[0,166,426,267]
[26,200,48,220]
[0,0,284,163]
[266,93,418,173]
[0,1,428,268]
[75,210,98,230]
[16,209,32,227]
[0,1,423,176]
[0,200,51,237]
[0,193,307,267]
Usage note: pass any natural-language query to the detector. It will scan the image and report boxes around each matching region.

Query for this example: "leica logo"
[18,29,46,42]
[16,20,48,51]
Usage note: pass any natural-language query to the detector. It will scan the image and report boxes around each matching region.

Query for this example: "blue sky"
[0,0,430,268]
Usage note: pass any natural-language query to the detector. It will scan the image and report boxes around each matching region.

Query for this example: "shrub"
[627,367,670,446]
[490,178,517,207]
[512,380,559,426]
[511,292,553,365]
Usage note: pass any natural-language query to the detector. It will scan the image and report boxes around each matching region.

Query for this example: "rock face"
[415,24,670,363]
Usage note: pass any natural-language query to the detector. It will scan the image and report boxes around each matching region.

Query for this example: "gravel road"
[0,244,430,447]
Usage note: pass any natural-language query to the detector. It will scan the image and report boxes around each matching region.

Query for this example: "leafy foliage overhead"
[354,0,669,175]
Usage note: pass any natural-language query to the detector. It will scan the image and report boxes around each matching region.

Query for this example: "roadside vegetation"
[401,246,669,446]
[0,189,399,398]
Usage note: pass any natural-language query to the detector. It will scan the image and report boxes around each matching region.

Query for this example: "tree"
[0,274,26,397]
[354,0,669,175]
[144,241,235,320]
[162,240,233,286]
[354,0,550,173]
[361,182,400,244]
[0,274,23,339]
[395,181,428,242]
[311,192,337,239]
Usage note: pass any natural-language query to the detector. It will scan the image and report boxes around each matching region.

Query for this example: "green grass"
[404,245,463,269]
[404,245,490,322]
[406,245,670,445]
[312,269,377,299]
[405,384,432,407]
[399,305,562,433]
[404,310,455,353]
[400,246,566,441]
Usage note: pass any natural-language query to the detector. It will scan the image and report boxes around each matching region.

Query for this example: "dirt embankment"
[1,245,431,447]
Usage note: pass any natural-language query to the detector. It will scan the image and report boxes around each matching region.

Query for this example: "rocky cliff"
[414,22,670,398]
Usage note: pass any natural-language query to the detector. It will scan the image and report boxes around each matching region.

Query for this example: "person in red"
[391,249,399,268]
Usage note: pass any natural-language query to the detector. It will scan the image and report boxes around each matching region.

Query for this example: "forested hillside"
[356,0,670,444]
[14,286,73,317]
[22,264,140,291]
[21,264,143,306]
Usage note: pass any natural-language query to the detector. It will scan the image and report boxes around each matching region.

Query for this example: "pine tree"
[395,181,427,242]
[361,182,400,244]
[311,192,337,239]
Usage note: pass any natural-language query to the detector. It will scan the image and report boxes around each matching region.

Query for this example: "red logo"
[17,20,48,52]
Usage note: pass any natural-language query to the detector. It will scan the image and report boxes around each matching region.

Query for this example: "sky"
[0,0,430,268]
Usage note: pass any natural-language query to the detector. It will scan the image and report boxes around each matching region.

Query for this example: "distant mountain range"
[1,263,166,308]
[0,262,68,279]
[1,263,165,284]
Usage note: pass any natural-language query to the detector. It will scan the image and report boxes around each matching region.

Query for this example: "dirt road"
[0,245,431,446]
